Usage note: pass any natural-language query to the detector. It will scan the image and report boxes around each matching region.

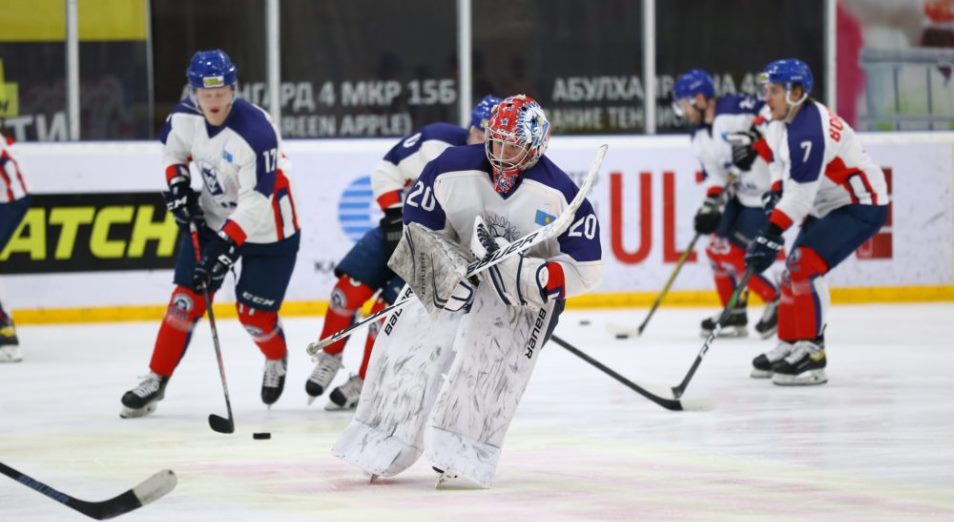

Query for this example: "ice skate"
[772,339,828,386]
[0,345,22,363]
[306,351,342,404]
[754,297,780,339]
[325,374,363,410]
[750,341,794,378]
[261,356,287,406]
[700,300,748,338]
[433,466,460,489]
[120,372,169,418]
[0,317,19,350]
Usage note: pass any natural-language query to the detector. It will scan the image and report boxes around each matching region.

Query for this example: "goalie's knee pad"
[238,304,286,359]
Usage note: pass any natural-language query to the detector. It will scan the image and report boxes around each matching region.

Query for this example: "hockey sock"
[787,246,830,340]
[777,269,797,342]
[706,239,736,305]
[718,242,780,303]
[320,275,375,356]
[238,304,286,360]
[358,296,388,379]
[149,286,207,377]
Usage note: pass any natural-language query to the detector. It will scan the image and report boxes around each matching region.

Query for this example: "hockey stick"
[0,462,176,520]
[549,335,684,411]
[671,267,755,399]
[307,144,609,356]
[189,222,236,434]
[607,232,703,339]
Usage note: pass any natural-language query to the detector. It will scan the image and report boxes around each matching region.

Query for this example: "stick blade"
[131,469,177,507]
[208,414,234,434]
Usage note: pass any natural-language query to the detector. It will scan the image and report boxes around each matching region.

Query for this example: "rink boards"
[2,132,952,322]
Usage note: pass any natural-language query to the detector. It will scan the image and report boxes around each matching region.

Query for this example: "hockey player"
[672,69,780,338]
[306,95,501,410]
[332,95,603,488]
[120,50,301,417]
[0,132,30,362]
[743,59,888,385]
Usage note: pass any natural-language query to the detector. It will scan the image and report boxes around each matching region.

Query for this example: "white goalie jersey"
[402,144,603,301]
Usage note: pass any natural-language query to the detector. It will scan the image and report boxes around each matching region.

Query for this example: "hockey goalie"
[331,95,603,488]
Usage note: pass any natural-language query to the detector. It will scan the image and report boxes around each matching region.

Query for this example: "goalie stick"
[0,462,176,520]
[307,144,608,356]
[671,267,754,399]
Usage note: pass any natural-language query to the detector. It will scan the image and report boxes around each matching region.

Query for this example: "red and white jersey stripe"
[0,133,29,203]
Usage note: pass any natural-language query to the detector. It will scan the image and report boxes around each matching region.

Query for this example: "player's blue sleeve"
[787,103,825,183]
[401,159,447,231]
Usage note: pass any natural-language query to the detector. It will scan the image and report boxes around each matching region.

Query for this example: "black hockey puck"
[615,334,629,340]
[252,432,271,440]
[579,319,591,326]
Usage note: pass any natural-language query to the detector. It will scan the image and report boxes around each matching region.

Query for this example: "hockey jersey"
[0,133,28,204]
[159,98,299,245]
[690,94,772,207]
[371,122,469,210]
[402,144,602,300]
[764,101,889,230]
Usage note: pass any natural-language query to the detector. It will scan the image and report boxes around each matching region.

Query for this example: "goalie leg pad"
[424,284,562,487]
[332,289,461,478]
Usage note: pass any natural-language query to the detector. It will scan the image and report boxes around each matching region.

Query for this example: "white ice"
[1,303,953,521]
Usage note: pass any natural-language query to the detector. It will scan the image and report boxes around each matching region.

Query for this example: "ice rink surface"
[1,303,952,521]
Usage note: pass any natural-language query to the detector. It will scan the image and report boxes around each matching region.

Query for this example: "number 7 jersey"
[764,100,889,230]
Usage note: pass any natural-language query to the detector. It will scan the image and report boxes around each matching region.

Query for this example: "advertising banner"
[3,133,953,314]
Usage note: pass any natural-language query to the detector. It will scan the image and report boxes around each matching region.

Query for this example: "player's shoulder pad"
[159,99,202,144]
[521,155,581,205]
[714,94,761,117]
[384,122,468,165]
[421,143,487,181]
[223,99,279,155]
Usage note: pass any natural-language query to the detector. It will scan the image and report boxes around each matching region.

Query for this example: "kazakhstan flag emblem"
[535,209,556,226]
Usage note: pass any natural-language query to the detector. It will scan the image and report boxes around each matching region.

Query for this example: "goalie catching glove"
[470,216,563,308]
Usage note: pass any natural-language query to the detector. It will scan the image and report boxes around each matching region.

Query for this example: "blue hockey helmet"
[187,50,237,89]
[471,95,502,130]
[673,69,715,101]
[760,59,813,97]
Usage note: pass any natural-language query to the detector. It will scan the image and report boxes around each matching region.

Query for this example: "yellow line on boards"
[11,285,954,325]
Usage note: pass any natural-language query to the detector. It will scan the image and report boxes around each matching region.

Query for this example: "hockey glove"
[727,126,762,172]
[379,207,404,255]
[193,230,239,291]
[693,196,722,235]
[471,217,549,308]
[163,170,204,227]
[762,185,783,216]
[745,226,784,274]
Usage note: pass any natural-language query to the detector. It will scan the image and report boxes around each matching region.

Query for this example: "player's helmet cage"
[759,58,813,106]
[672,69,714,117]
[187,50,238,90]
[471,95,502,131]
[484,94,551,194]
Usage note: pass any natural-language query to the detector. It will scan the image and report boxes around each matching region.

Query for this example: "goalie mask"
[484,94,551,194]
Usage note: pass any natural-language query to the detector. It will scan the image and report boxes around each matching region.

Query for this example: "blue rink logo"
[338,176,383,242]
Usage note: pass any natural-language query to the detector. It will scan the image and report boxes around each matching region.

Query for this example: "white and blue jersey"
[403,144,602,300]
[159,98,299,245]
[690,94,772,207]
[764,100,889,231]
[371,122,469,210]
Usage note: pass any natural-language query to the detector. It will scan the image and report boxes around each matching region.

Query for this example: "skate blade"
[0,347,22,363]
[324,401,357,412]
[700,327,748,339]
[772,369,828,386]
[756,326,778,340]
[120,402,157,419]
[749,369,773,379]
